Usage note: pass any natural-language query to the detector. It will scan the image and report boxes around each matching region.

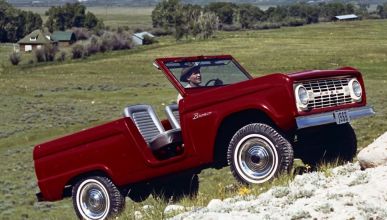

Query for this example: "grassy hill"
[0,19,386,219]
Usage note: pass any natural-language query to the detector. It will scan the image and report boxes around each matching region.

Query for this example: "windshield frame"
[155,55,253,97]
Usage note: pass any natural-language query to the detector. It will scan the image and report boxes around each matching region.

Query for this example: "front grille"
[300,77,355,110]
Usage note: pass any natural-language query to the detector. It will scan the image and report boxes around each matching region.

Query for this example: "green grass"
[88,7,153,29]
[1,19,387,219]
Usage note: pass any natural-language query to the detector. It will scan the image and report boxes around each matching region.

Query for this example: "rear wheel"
[72,176,125,220]
[227,123,294,185]
[294,123,357,166]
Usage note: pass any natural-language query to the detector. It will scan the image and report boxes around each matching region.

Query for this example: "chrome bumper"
[296,106,375,129]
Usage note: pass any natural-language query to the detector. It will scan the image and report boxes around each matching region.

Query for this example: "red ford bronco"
[33,55,374,219]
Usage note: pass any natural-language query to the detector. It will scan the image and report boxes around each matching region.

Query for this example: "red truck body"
[33,55,374,219]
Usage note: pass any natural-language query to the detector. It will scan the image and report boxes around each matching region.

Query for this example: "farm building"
[51,31,77,47]
[17,30,56,52]
[132,32,155,45]
[333,14,359,21]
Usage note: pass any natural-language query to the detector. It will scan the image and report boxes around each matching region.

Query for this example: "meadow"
[1,19,387,219]
[17,6,154,30]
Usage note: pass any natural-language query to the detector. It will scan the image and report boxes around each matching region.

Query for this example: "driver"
[177,65,201,102]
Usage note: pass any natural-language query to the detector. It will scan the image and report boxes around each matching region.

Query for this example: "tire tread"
[72,176,125,220]
[227,123,294,184]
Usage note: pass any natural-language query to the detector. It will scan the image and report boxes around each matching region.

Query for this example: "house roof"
[133,32,155,40]
[17,29,53,45]
[51,31,76,42]
[335,14,358,20]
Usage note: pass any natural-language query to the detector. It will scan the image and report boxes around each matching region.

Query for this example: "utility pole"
[105,0,109,20]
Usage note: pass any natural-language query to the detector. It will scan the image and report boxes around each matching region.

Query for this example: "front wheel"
[72,176,125,220]
[227,123,294,185]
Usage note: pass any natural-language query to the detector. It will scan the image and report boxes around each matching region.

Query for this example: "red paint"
[34,55,369,201]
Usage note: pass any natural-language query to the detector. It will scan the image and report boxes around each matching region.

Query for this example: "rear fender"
[38,165,113,201]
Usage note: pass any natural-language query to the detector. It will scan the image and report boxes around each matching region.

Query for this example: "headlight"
[295,85,309,110]
[349,79,362,101]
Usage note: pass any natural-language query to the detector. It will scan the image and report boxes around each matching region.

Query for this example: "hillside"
[0,20,386,219]
[172,161,387,219]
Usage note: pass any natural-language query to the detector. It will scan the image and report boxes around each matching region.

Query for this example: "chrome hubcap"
[79,182,109,219]
[236,134,278,183]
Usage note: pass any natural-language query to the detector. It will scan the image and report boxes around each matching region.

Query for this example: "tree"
[377,3,387,18]
[196,12,219,39]
[151,0,189,40]
[45,3,102,32]
[238,4,264,29]
[24,11,43,36]
[319,3,355,21]
[357,3,370,18]
[287,3,319,24]
[183,4,202,37]
[85,12,99,29]
[151,0,220,40]
[151,0,182,30]
[0,0,42,42]
[205,2,237,25]
[303,4,320,24]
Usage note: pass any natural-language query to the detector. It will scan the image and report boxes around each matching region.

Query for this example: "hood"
[286,67,361,81]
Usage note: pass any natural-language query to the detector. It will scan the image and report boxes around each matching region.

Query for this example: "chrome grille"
[300,77,354,110]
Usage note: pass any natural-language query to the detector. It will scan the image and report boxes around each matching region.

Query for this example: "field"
[17,6,154,30]
[1,19,387,219]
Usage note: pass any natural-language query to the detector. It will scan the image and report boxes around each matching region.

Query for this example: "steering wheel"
[205,78,223,86]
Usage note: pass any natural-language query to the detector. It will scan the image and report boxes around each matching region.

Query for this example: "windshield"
[164,58,251,88]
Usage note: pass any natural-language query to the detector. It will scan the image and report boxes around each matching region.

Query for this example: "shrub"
[9,52,21,65]
[117,26,125,34]
[57,51,66,62]
[71,44,85,59]
[34,48,46,62]
[114,32,132,50]
[134,27,144,33]
[367,13,381,19]
[86,36,101,55]
[221,24,242,32]
[100,32,114,52]
[72,27,91,40]
[253,22,281,30]
[43,44,58,62]
[111,34,123,50]
[151,28,173,36]
[99,40,109,53]
[283,18,306,27]
[100,32,132,51]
